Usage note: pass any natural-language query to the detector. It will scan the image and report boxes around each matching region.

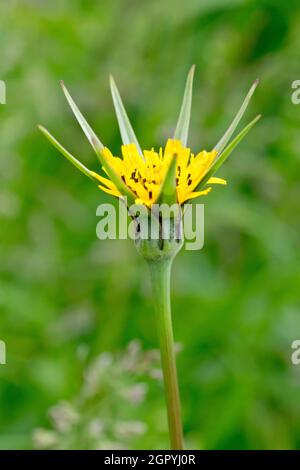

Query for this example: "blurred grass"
[0,0,300,449]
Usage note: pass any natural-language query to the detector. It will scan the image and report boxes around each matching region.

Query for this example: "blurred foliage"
[0,0,300,450]
[33,341,163,450]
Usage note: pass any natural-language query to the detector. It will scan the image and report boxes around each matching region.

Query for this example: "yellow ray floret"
[91,139,226,206]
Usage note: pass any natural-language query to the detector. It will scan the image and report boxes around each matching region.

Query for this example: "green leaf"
[91,137,136,206]
[214,79,259,154]
[109,75,143,158]
[60,81,104,161]
[173,65,195,146]
[197,114,261,191]
[38,125,95,181]
[157,154,177,206]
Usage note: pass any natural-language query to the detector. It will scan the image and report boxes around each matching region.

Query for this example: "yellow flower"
[38,66,260,209]
[91,139,226,206]
[37,68,260,452]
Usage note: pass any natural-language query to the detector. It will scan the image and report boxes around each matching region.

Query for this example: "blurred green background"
[0,0,300,450]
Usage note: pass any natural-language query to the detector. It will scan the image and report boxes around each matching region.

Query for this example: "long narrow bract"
[214,79,259,154]
[197,114,261,191]
[173,65,195,146]
[157,154,178,206]
[38,125,95,181]
[38,125,136,206]
[110,75,143,158]
[61,81,104,164]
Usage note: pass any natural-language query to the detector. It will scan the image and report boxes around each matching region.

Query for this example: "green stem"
[148,258,184,450]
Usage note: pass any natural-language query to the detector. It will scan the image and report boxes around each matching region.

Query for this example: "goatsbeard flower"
[91,140,225,206]
[39,66,260,450]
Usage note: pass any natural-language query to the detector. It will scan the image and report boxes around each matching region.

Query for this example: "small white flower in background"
[33,341,160,450]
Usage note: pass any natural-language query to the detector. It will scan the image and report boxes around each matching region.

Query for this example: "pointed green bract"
[157,154,177,206]
[109,75,143,158]
[91,137,136,206]
[197,114,261,191]
[173,65,195,146]
[214,79,259,153]
[60,81,104,162]
[38,125,95,181]
[214,79,259,154]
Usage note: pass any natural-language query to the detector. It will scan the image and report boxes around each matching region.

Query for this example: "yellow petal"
[135,198,150,206]
[97,184,121,197]
[90,171,117,190]
[207,177,227,185]
[188,187,212,199]
[164,139,183,157]
[178,187,212,204]
[121,143,141,160]
[101,147,114,160]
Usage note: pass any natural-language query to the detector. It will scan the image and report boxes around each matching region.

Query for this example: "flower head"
[38,66,260,209]
[91,139,225,206]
